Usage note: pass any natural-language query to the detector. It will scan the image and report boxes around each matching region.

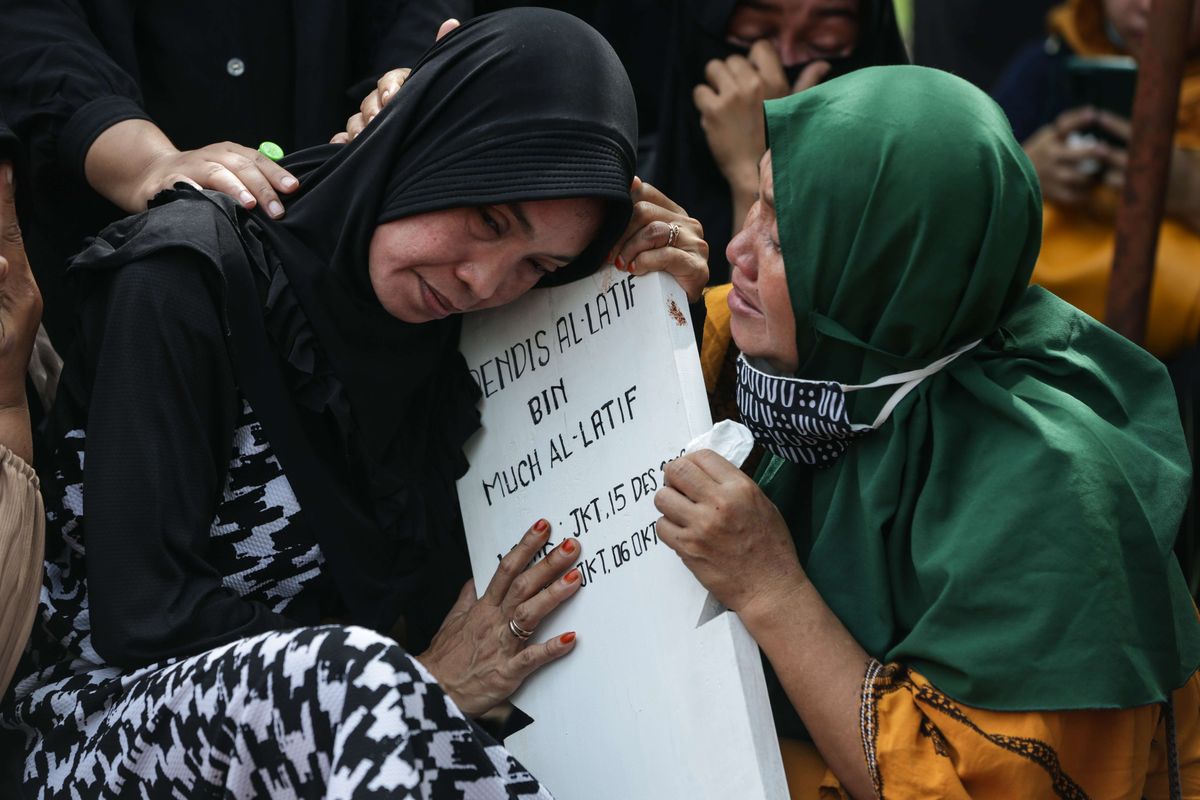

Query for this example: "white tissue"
[682,420,756,468]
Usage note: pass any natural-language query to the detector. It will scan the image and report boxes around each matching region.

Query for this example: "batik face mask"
[736,341,980,467]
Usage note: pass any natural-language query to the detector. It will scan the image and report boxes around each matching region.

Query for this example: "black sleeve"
[0,0,151,183]
[82,255,295,668]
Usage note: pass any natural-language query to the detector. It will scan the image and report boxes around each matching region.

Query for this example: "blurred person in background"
[993,0,1200,360]
[646,0,907,287]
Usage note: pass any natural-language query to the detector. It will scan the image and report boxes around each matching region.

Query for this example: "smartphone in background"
[1064,56,1137,147]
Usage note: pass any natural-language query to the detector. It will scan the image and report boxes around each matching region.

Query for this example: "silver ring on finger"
[508,618,535,641]
[666,222,680,249]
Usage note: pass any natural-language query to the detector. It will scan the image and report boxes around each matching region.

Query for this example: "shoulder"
[90,248,223,337]
[72,190,243,336]
[71,234,231,387]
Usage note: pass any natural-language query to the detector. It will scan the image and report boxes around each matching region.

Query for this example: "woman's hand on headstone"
[654,449,804,626]
[415,519,582,717]
[611,178,709,302]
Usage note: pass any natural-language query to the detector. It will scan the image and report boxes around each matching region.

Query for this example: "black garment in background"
[0,0,459,349]
[991,37,1075,143]
[66,8,637,650]
[647,0,908,284]
[912,0,1058,91]
[133,0,296,153]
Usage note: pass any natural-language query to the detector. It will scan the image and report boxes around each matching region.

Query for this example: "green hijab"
[759,65,1200,711]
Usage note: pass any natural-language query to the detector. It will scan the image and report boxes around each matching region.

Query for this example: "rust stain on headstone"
[667,298,687,326]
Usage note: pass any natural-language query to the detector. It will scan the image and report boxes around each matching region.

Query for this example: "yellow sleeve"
[700,283,733,393]
[0,444,44,698]
[781,662,1194,799]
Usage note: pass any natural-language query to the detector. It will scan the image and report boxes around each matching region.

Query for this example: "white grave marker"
[457,268,788,800]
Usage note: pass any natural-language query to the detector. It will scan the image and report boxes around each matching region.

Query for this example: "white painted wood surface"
[457,268,788,800]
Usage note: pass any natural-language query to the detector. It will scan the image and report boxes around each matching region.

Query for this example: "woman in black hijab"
[647,0,908,284]
[0,10,707,797]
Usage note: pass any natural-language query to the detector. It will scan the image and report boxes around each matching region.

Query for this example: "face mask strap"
[848,340,982,431]
[841,339,982,392]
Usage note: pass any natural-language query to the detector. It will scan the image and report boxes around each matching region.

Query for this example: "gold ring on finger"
[666,222,680,249]
[508,618,534,641]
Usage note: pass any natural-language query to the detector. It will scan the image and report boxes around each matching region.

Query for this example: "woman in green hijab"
[654,65,1200,798]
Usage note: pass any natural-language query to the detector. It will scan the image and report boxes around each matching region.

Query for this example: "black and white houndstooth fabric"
[2,400,552,799]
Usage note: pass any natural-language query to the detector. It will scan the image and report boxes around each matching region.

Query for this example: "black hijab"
[647,0,907,283]
[69,8,638,631]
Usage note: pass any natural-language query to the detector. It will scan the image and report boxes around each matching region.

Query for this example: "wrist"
[85,119,180,212]
[737,567,809,638]
[724,162,761,197]
[413,650,476,717]
[0,403,33,466]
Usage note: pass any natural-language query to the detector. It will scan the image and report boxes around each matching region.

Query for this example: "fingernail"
[559,632,577,645]
[564,568,581,584]
[281,176,298,190]
[268,201,284,217]
[382,89,390,99]
[239,191,255,206]
[614,255,626,271]
[561,538,576,554]
[3,165,11,187]
[534,518,550,533]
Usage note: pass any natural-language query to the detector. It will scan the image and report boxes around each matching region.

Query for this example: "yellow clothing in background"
[1031,0,1200,358]
[701,283,734,392]
[781,666,1200,799]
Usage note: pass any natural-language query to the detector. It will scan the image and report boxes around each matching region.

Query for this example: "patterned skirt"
[4,625,552,799]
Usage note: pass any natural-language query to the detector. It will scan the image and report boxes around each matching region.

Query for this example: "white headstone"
[457,268,788,800]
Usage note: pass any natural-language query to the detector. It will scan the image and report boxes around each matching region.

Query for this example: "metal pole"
[1106,0,1196,343]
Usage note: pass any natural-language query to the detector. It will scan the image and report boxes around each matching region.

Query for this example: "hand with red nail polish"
[415,519,583,717]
